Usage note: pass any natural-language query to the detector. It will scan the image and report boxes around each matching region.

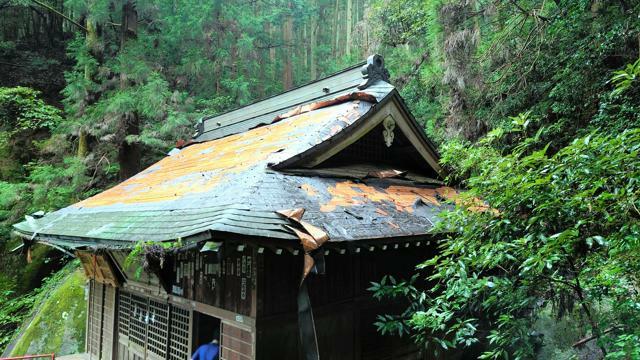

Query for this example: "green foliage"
[473,0,640,143]
[371,0,447,143]
[374,126,640,358]
[0,87,87,253]
[125,239,183,279]
[371,0,431,46]
[372,0,640,145]
[610,58,640,97]
[27,157,89,211]
[607,334,640,360]
[0,87,61,135]
[0,88,90,355]
[0,87,63,180]
[0,261,82,352]
[0,156,89,229]
[373,55,640,358]
[2,0,640,358]
[369,275,422,337]
[9,265,86,357]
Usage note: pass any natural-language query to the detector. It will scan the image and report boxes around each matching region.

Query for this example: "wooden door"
[87,280,117,360]
[87,280,104,360]
[102,285,117,360]
[115,290,192,360]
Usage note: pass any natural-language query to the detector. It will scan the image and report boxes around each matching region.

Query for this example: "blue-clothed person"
[192,339,219,360]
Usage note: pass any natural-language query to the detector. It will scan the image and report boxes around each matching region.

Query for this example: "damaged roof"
[194,59,393,142]
[14,55,457,249]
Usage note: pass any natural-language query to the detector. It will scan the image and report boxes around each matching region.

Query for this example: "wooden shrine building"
[14,55,459,360]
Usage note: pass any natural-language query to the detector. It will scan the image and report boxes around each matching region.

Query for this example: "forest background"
[0,0,639,358]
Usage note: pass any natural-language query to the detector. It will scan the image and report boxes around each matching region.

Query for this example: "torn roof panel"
[270,175,459,241]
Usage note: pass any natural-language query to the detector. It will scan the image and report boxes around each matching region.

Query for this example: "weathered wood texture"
[108,246,257,317]
[102,285,117,360]
[78,251,121,287]
[110,251,159,286]
[256,243,435,360]
[87,280,104,360]
[170,247,257,316]
[87,280,117,360]
[99,241,433,360]
[115,289,194,360]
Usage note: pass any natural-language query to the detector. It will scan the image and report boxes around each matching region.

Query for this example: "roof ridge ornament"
[357,54,390,90]
[193,117,205,138]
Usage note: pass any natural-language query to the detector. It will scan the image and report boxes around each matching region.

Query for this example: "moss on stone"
[10,267,86,356]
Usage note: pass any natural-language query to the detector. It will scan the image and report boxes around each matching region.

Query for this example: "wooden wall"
[104,246,259,360]
[92,239,436,360]
[170,247,257,316]
[87,280,117,360]
[110,246,258,317]
[255,242,436,360]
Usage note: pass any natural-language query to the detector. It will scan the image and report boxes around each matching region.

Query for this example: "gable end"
[270,92,444,178]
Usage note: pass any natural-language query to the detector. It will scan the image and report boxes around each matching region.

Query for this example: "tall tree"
[440,0,483,140]
[346,0,352,56]
[117,0,140,180]
[309,0,318,79]
[333,0,340,57]
[282,3,294,89]
[77,8,101,159]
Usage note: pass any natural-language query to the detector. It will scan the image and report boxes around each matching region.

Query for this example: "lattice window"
[118,291,132,337]
[327,123,393,164]
[129,295,148,348]
[169,305,191,360]
[115,292,192,360]
[147,299,169,358]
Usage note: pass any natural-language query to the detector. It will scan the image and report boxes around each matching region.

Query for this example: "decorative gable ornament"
[383,117,395,147]
[358,54,391,90]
